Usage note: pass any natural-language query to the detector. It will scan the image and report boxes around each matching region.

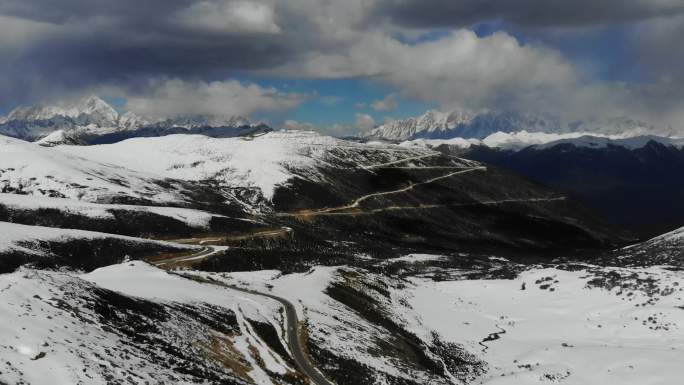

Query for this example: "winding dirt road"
[148,161,566,384]
[155,247,334,385]
[275,166,488,218]
[151,246,223,268]
[203,274,335,385]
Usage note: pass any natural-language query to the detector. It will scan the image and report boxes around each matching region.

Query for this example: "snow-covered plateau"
[0,126,682,385]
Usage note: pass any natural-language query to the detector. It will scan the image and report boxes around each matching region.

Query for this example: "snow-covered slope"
[0,221,189,274]
[56,131,330,200]
[0,135,183,203]
[3,130,448,209]
[188,255,684,385]
[0,193,223,229]
[0,262,291,385]
[402,265,684,385]
[56,130,438,201]
[617,226,684,266]
[0,221,181,257]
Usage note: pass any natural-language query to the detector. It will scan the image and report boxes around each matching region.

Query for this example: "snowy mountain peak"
[366,109,474,141]
[119,111,148,130]
[366,109,671,141]
[77,95,119,122]
[6,95,119,124]
[0,96,265,143]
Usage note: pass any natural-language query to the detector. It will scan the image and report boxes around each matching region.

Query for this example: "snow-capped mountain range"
[366,110,474,140]
[365,109,675,141]
[401,131,684,152]
[0,96,264,144]
[5,96,119,123]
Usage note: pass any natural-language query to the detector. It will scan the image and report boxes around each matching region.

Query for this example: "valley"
[0,128,681,385]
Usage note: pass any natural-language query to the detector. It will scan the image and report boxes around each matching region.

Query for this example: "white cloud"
[177,0,281,34]
[124,79,303,119]
[269,29,673,124]
[0,15,59,50]
[372,93,398,111]
[283,120,316,131]
[274,30,578,113]
[355,113,376,131]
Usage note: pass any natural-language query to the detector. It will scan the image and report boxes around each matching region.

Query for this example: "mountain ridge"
[366,109,674,141]
[0,96,265,144]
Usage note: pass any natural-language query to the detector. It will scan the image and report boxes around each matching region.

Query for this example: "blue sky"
[246,77,434,133]
[243,22,645,131]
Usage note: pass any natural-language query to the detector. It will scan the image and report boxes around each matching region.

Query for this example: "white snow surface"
[643,225,684,243]
[0,135,182,203]
[35,129,70,146]
[0,263,291,385]
[56,132,314,199]
[0,193,221,228]
[84,262,292,382]
[623,227,684,250]
[194,266,468,384]
[0,221,182,256]
[56,130,434,200]
[194,263,684,385]
[401,266,684,385]
[84,261,278,318]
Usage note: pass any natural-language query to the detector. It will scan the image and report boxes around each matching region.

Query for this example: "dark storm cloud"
[372,0,684,28]
[0,0,191,24]
[0,0,320,107]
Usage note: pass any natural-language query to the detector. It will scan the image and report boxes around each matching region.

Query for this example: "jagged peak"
[5,95,119,123]
[154,114,253,129]
[365,109,670,141]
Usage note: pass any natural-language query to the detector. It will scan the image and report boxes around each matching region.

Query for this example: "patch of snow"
[0,221,183,256]
[56,130,437,200]
[0,267,288,384]
[0,193,222,228]
[400,266,684,385]
[384,254,447,264]
[0,135,183,203]
[400,137,481,149]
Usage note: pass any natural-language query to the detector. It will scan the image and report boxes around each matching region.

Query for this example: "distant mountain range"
[0,96,271,145]
[428,136,684,237]
[364,109,676,141]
